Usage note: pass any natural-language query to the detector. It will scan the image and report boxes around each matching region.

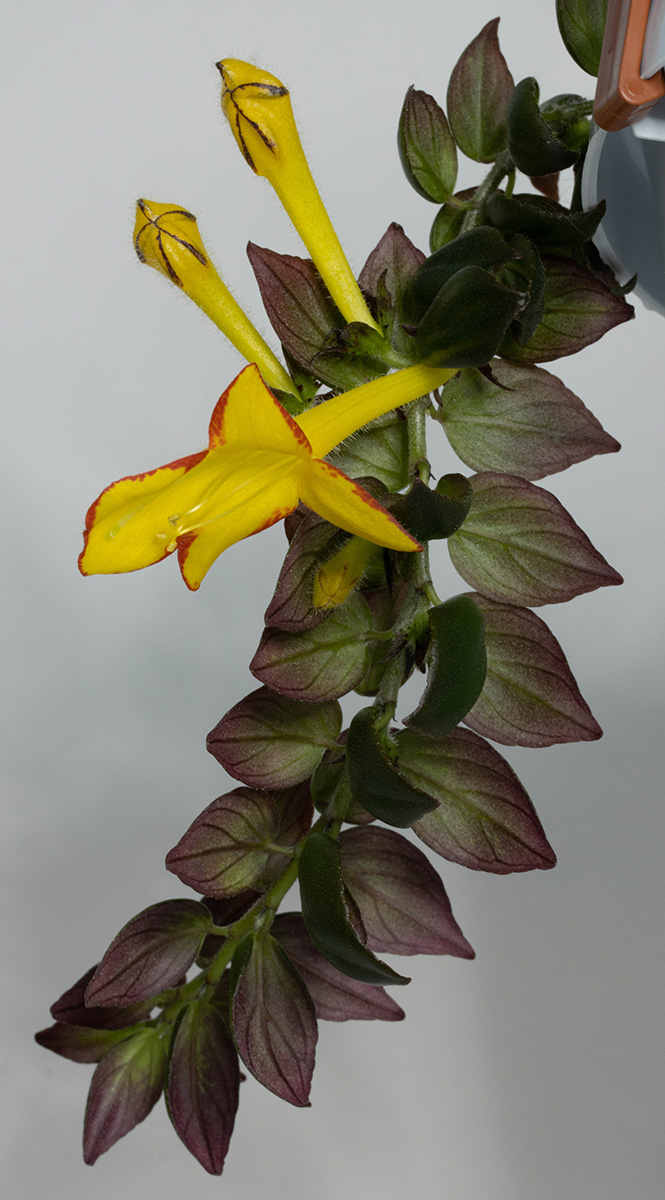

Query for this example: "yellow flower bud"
[313,536,379,608]
[133,199,297,396]
[217,59,381,333]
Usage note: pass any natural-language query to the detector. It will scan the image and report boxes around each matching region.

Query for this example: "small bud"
[217,59,381,332]
[133,199,296,396]
[312,537,378,608]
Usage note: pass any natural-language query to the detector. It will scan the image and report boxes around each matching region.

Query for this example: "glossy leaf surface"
[405,596,487,738]
[347,707,438,827]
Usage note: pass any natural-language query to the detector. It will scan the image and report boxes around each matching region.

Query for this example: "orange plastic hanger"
[594,0,665,130]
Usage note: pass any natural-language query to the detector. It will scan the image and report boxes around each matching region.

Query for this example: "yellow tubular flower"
[133,200,297,396]
[312,538,379,609]
[79,362,454,591]
[217,59,381,333]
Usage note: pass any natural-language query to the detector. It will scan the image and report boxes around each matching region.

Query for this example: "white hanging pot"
[581,0,665,314]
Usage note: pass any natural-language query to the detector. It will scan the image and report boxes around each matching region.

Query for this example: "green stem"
[460,150,512,233]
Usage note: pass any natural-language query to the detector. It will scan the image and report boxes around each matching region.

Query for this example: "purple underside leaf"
[251,592,375,702]
[339,826,474,957]
[85,900,212,1008]
[35,1022,138,1064]
[207,686,342,790]
[167,1000,240,1175]
[439,359,620,479]
[265,508,344,632]
[273,913,405,1021]
[83,1028,167,1164]
[447,17,515,163]
[231,933,318,1106]
[398,726,556,873]
[501,256,634,362]
[464,593,602,746]
[359,222,426,303]
[165,788,280,898]
[448,471,622,606]
[246,242,340,371]
[50,965,155,1030]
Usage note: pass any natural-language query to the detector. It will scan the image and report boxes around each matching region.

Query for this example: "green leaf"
[329,412,410,491]
[390,477,472,543]
[406,226,518,316]
[83,1028,167,1164]
[502,235,545,345]
[464,593,602,746]
[166,999,240,1174]
[439,359,620,479]
[485,191,604,251]
[298,832,410,985]
[398,86,458,203]
[447,472,622,606]
[447,18,515,162]
[398,727,557,873]
[339,826,474,957]
[429,187,476,252]
[507,78,578,177]
[85,901,213,1007]
[165,788,281,898]
[273,913,405,1021]
[250,592,375,702]
[499,256,634,363]
[230,933,318,1106]
[346,707,439,828]
[404,595,486,738]
[556,0,608,76]
[414,265,523,368]
[207,686,342,790]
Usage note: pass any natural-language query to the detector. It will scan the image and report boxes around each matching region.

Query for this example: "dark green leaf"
[429,188,477,252]
[399,727,557,872]
[85,901,212,1007]
[398,86,458,202]
[346,707,439,827]
[230,932,317,1105]
[339,826,474,957]
[502,235,545,345]
[298,832,410,985]
[464,593,602,746]
[273,913,405,1021]
[485,191,604,250]
[447,472,622,605]
[507,78,578,176]
[556,0,608,76]
[414,265,523,368]
[447,18,515,162]
[167,999,240,1174]
[207,686,342,789]
[405,595,486,738]
[439,359,620,479]
[83,1028,167,1164]
[391,477,471,543]
[250,593,375,702]
[407,226,517,316]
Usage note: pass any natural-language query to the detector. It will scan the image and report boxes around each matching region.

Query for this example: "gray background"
[3,1,664,1196]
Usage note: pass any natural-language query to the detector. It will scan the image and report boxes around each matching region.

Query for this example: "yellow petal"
[217,59,380,332]
[176,455,301,589]
[78,451,206,576]
[208,364,311,458]
[133,200,297,396]
[298,459,421,552]
[298,364,458,459]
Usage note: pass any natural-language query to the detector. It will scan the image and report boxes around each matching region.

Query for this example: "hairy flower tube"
[217,58,381,333]
[133,200,297,396]
[79,363,454,590]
